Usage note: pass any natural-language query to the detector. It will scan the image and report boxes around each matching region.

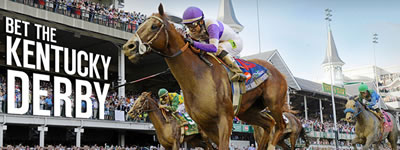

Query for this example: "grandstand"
[0,0,169,148]
[1,0,400,149]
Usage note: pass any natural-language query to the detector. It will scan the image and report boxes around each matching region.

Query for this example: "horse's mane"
[150,11,189,42]
[142,92,159,107]
[151,12,172,29]
[349,96,367,110]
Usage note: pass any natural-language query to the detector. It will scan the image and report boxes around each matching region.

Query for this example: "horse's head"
[128,91,154,119]
[123,4,175,63]
[344,95,361,122]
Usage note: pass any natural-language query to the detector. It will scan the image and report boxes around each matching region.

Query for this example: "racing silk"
[165,93,184,112]
[193,19,239,53]
[359,89,380,109]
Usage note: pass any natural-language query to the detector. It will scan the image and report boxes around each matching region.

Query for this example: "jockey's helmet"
[358,83,369,92]
[158,88,169,98]
[182,7,204,24]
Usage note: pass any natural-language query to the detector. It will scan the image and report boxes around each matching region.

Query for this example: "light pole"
[373,33,379,93]
[325,8,339,150]
[256,0,261,53]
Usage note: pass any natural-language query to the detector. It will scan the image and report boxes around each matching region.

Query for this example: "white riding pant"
[218,36,243,57]
[177,104,185,114]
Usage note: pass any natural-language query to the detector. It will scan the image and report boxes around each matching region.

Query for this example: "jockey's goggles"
[185,21,201,29]
[160,95,168,100]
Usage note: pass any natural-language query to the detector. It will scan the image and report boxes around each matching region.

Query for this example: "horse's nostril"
[128,44,135,49]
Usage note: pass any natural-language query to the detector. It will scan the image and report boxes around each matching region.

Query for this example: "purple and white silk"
[193,21,225,53]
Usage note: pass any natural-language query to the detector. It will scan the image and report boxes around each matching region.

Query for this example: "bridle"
[131,95,159,119]
[344,100,363,119]
[134,15,189,58]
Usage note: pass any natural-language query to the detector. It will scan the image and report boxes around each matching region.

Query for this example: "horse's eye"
[151,24,158,30]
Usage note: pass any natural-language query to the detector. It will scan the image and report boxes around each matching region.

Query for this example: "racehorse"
[122,4,290,150]
[253,112,309,150]
[127,92,214,150]
[344,96,398,150]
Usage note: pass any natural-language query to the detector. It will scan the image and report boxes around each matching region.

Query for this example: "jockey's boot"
[376,109,385,123]
[218,51,247,82]
[174,112,189,127]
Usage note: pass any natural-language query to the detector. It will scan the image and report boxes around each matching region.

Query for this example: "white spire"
[217,0,244,33]
[322,29,345,65]
[322,28,345,86]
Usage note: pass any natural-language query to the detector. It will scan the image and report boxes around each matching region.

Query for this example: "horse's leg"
[251,124,273,150]
[363,136,374,150]
[353,143,358,150]
[172,140,180,150]
[289,133,298,150]
[387,131,398,149]
[252,125,263,146]
[199,131,215,150]
[352,137,362,150]
[387,115,399,150]
[277,139,289,150]
[299,128,309,148]
[388,132,398,150]
[373,144,380,150]
[164,146,173,150]
[263,97,286,150]
[262,126,274,150]
[259,78,287,150]
[217,115,233,150]
[238,106,275,150]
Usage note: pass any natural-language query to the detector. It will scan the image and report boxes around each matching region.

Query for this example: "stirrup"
[180,121,189,127]
[231,73,247,82]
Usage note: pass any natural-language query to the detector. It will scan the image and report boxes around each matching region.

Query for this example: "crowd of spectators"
[380,73,400,86]
[11,0,147,33]
[378,73,400,102]
[307,138,394,150]
[301,117,355,134]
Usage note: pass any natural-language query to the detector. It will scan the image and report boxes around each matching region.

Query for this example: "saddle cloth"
[235,58,269,91]
[382,110,393,132]
[182,113,199,136]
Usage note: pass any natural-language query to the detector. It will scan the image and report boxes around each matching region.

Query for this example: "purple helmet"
[182,7,204,24]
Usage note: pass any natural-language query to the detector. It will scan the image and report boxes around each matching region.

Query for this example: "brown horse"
[127,92,214,150]
[123,4,289,150]
[344,96,398,150]
[253,112,309,150]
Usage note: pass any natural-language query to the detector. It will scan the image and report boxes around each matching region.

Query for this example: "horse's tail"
[300,127,310,148]
[282,94,299,114]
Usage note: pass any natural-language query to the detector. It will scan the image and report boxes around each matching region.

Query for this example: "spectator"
[247,144,255,150]
[45,96,53,114]
[92,95,98,119]
[0,91,4,113]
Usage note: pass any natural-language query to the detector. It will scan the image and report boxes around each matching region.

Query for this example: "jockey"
[182,6,247,82]
[158,88,188,126]
[358,83,383,120]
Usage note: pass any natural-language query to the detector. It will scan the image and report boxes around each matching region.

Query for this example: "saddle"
[198,52,269,115]
[369,110,384,122]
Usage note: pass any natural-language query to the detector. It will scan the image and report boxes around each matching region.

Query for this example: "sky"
[123,0,400,81]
